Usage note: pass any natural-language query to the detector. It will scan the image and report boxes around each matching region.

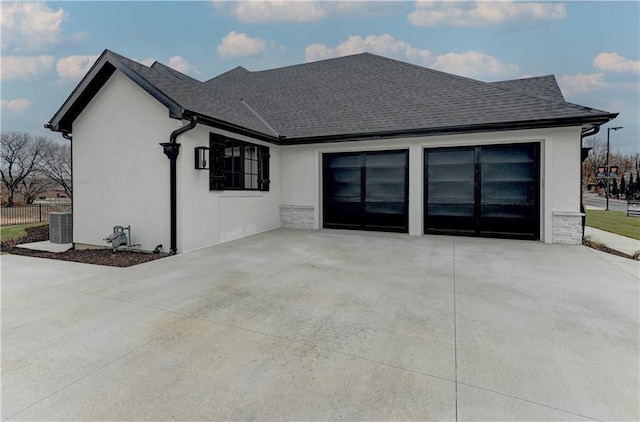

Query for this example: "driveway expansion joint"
[191,314,457,385]
[453,238,459,421]
[456,382,603,421]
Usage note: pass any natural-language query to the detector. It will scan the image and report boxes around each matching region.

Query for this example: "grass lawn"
[0,222,48,241]
[586,209,640,240]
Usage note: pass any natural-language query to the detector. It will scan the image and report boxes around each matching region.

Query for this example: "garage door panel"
[480,214,538,238]
[326,167,361,184]
[324,202,363,228]
[366,201,406,211]
[326,184,360,198]
[326,154,360,167]
[366,182,406,198]
[366,152,406,166]
[429,182,475,200]
[481,181,537,202]
[482,162,537,180]
[481,145,535,163]
[365,166,405,182]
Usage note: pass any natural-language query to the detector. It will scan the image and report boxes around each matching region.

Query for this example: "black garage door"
[425,143,539,239]
[323,150,408,233]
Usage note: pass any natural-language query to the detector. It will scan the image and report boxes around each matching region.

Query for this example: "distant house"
[46,49,617,253]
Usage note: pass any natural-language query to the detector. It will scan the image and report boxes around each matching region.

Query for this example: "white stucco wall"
[177,126,280,252]
[280,127,585,244]
[547,126,584,244]
[73,71,180,251]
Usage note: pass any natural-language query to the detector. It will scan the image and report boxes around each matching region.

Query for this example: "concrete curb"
[584,227,640,260]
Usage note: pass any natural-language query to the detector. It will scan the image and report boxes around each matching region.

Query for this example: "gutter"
[279,114,618,145]
[160,115,197,255]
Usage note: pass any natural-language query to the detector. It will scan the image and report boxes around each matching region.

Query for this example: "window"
[210,134,270,191]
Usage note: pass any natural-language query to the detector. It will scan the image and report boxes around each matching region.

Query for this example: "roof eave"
[279,114,619,145]
[46,50,183,134]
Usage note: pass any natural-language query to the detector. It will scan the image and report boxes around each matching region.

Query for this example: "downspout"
[160,115,197,255]
[579,125,601,238]
[62,132,74,248]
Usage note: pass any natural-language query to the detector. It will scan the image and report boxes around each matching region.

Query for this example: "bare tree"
[20,176,54,204]
[0,131,47,207]
[582,136,606,187]
[39,142,72,199]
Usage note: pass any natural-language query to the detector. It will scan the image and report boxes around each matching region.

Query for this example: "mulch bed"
[582,236,635,260]
[2,225,169,267]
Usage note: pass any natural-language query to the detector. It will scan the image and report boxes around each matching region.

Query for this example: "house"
[46,49,617,254]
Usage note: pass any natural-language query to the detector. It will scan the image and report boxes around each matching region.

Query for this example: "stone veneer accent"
[552,211,584,244]
[280,205,315,229]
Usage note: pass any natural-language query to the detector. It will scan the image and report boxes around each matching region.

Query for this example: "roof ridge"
[488,75,565,103]
[205,65,249,84]
[240,99,280,137]
[492,74,556,82]
[358,54,581,110]
[151,61,203,84]
[249,52,373,75]
[488,81,563,103]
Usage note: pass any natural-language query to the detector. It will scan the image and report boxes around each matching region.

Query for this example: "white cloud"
[56,55,99,79]
[215,0,327,23]
[408,1,566,27]
[168,56,199,75]
[304,35,519,80]
[559,73,607,95]
[0,98,32,112]
[217,31,267,59]
[213,1,400,23]
[1,55,55,81]
[0,1,85,52]
[305,34,431,64]
[432,51,520,79]
[593,53,640,74]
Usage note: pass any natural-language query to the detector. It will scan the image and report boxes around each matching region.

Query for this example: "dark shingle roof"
[489,75,565,102]
[48,50,616,143]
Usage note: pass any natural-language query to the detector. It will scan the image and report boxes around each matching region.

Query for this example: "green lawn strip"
[585,209,640,240]
[0,222,49,241]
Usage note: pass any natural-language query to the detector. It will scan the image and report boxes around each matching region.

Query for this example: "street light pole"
[605,126,623,211]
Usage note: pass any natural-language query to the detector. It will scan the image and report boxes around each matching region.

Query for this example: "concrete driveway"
[2,229,638,421]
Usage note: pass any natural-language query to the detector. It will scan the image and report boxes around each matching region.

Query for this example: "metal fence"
[1,203,72,226]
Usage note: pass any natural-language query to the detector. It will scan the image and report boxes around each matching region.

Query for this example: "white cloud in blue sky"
[56,55,99,79]
[1,0,638,154]
[218,31,267,58]
[408,1,567,27]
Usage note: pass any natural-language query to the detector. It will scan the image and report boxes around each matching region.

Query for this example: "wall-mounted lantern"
[195,146,209,170]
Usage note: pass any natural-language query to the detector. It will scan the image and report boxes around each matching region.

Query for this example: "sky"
[1,1,639,154]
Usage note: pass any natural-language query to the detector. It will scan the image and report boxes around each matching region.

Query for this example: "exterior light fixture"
[195,146,210,170]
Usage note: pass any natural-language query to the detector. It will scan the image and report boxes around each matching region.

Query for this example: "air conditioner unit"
[50,212,72,244]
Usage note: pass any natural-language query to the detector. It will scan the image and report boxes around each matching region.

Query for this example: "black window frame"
[209,133,270,191]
